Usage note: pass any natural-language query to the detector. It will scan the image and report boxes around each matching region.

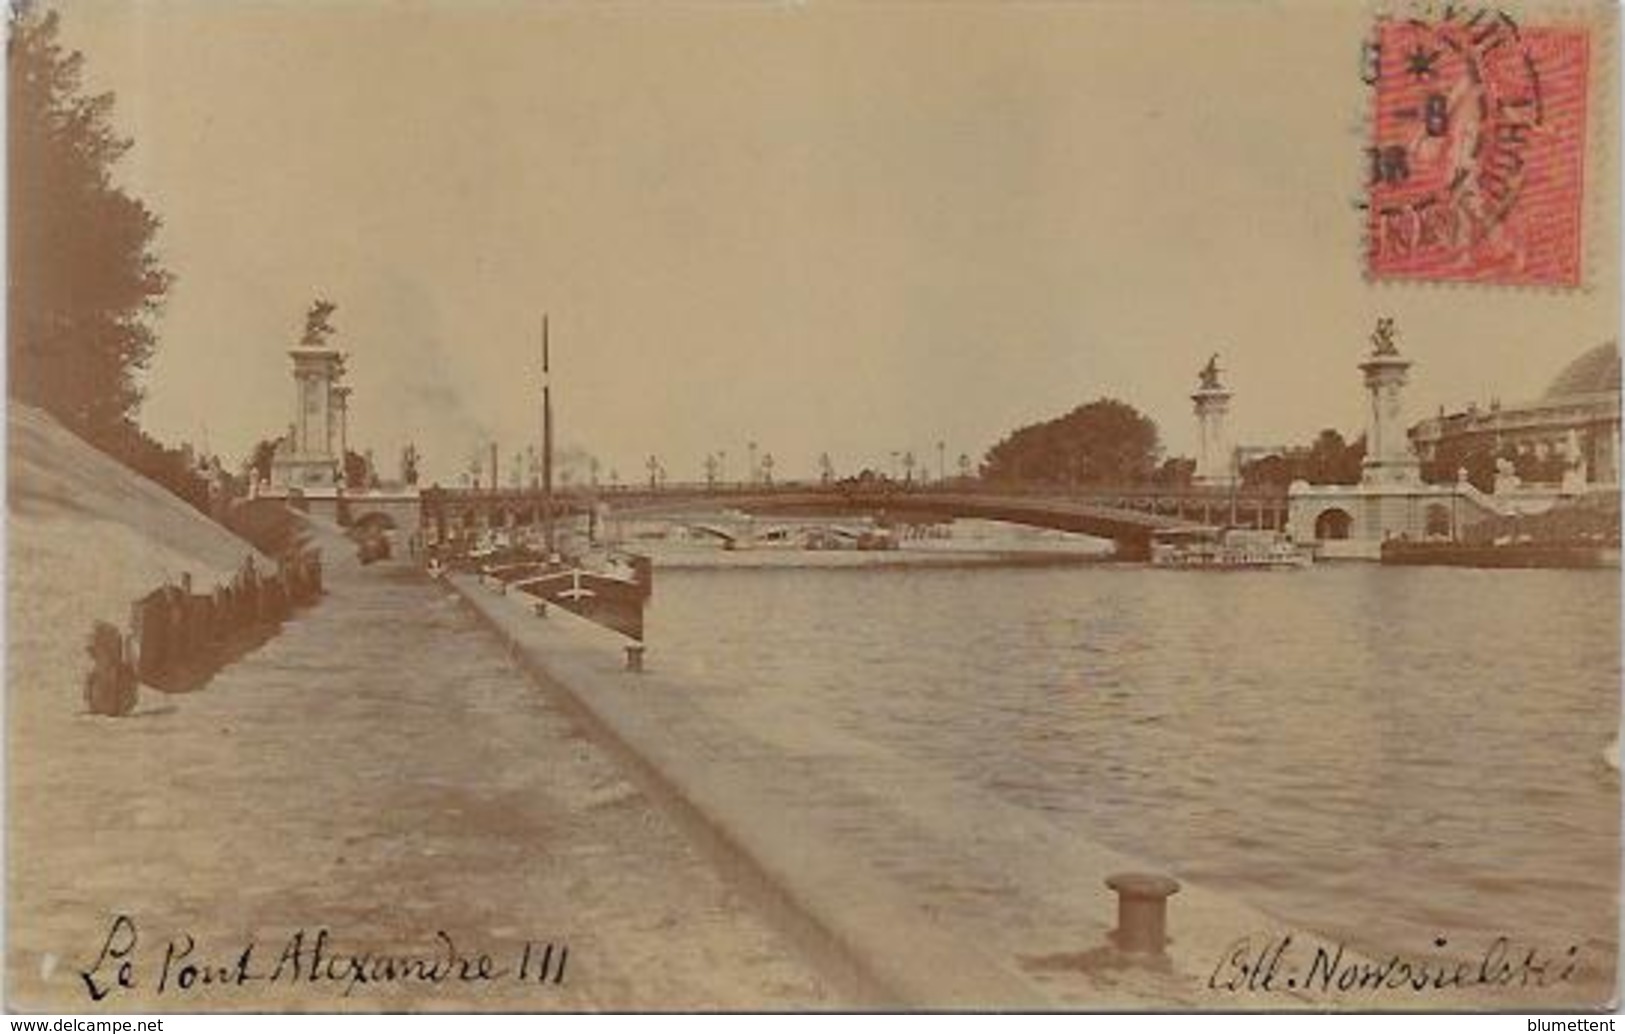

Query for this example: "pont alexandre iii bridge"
[315,481,1290,561]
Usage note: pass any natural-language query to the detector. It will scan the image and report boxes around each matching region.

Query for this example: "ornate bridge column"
[1359,318,1422,486]
[1191,353,1236,487]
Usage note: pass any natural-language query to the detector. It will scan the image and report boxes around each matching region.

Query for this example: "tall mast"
[542,314,555,556]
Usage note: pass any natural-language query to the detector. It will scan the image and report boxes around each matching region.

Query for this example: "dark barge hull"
[478,557,652,641]
[1380,541,1621,569]
[512,571,647,641]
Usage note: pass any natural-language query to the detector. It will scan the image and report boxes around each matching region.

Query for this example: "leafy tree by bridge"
[246,438,279,486]
[1240,429,1367,488]
[1302,429,1365,484]
[981,398,1162,486]
[8,5,171,442]
[1152,456,1196,487]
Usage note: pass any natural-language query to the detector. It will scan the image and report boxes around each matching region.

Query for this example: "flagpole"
[542,314,555,558]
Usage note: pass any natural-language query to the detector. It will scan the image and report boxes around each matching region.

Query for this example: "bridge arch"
[684,523,739,545]
[351,510,399,532]
[603,489,1206,559]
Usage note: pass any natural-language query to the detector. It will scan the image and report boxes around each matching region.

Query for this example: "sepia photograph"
[5,0,1621,1016]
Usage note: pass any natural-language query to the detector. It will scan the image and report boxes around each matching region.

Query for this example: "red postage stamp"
[1364,9,1591,287]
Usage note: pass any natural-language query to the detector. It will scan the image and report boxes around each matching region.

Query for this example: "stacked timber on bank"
[84,551,323,715]
[7,405,313,719]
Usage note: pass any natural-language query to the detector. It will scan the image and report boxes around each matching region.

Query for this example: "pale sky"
[58,0,1620,484]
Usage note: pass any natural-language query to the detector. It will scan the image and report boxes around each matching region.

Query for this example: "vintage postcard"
[6,0,1620,1016]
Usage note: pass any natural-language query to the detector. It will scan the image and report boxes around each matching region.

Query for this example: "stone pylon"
[1192,353,1236,487]
[1359,318,1422,486]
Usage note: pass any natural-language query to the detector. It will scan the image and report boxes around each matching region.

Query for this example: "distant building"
[1409,341,1621,488]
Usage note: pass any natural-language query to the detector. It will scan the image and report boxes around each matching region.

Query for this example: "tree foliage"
[1152,456,1196,487]
[1240,429,1367,488]
[8,5,171,440]
[245,438,279,485]
[343,449,370,490]
[982,398,1162,485]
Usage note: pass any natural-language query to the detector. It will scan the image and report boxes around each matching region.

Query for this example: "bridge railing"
[419,478,1290,507]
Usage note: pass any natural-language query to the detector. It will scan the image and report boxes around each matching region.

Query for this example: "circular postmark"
[1363,6,1590,286]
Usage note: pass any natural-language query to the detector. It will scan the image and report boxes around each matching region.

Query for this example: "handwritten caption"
[80,915,568,1002]
[1209,933,1582,996]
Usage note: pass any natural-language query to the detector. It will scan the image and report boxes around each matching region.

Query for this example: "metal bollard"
[1105,872,1180,956]
[624,642,646,673]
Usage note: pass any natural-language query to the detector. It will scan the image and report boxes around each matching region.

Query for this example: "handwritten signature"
[1209,934,1582,996]
[80,915,568,1002]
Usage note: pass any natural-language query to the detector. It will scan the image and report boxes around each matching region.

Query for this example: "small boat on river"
[1150,527,1313,570]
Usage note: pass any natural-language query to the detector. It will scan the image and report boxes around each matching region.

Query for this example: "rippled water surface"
[645,562,1620,964]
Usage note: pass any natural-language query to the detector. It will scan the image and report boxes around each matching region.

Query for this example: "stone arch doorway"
[1314,508,1353,540]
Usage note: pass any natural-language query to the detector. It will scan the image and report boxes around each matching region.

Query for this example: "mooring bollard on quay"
[1106,872,1181,957]
[624,642,646,673]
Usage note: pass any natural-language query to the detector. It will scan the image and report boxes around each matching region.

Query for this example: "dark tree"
[1153,456,1196,487]
[343,449,369,490]
[982,398,1161,485]
[1240,453,1293,490]
[400,443,420,487]
[1303,429,1365,485]
[8,6,171,440]
[1510,448,1570,485]
[1420,436,1499,492]
[1241,432,1367,488]
[246,438,279,485]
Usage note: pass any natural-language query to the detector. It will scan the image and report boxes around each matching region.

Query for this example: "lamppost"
[747,440,758,486]
[761,452,774,487]
[936,440,946,483]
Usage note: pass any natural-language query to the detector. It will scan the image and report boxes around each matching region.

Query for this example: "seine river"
[643,558,1620,979]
